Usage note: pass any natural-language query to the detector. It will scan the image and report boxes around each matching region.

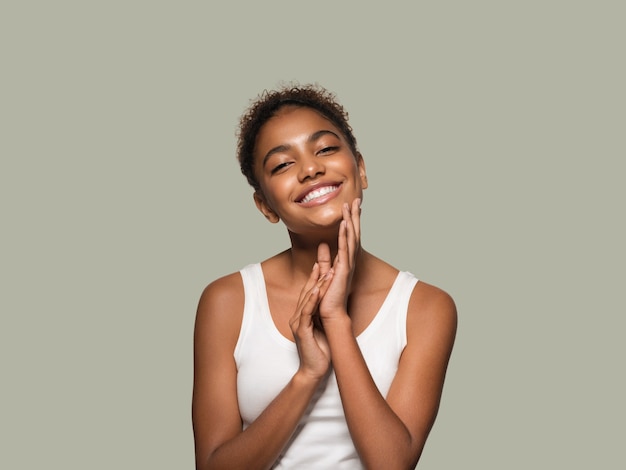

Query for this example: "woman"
[192,84,457,469]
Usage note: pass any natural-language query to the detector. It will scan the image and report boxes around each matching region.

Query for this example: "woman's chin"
[313,207,344,227]
[286,218,343,238]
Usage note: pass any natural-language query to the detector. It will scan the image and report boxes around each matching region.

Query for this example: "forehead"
[255,106,342,152]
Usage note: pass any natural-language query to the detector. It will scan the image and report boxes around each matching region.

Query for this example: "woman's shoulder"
[200,270,245,306]
[410,279,456,312]
[195,270,246,343]
[407,279,457,344]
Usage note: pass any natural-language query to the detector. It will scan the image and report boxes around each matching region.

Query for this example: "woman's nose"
[298,154,325,181]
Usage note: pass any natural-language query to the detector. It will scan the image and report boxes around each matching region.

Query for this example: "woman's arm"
[324,285,457,469]
[320,199,457,469]
[192,268,332,470]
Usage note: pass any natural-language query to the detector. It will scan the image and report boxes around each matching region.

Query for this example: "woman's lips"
[297,184,341,205]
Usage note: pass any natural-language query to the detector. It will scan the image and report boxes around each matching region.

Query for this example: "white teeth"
[301,185,338,203]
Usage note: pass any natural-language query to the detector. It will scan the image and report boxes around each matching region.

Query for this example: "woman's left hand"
[318,198,361,321]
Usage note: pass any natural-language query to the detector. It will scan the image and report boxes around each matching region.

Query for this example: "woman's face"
[253,106,367,234]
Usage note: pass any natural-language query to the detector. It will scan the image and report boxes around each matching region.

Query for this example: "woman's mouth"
[298,185,340,204]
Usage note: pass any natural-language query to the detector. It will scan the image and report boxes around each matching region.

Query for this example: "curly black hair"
[236,83,359,191]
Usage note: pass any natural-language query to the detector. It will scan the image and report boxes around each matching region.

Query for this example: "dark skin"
[192,106,457,469]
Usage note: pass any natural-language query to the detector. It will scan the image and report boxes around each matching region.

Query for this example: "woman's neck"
[282,229,370,286]
[288,229,337,265]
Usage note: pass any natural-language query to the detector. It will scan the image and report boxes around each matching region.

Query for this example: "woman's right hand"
[289,262,332,381]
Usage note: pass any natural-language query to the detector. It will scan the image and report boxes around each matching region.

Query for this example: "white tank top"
[234,263,418,469]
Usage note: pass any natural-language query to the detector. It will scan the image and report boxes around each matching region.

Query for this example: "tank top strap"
[357,271,418,348]
[390,271,419,346]
[234,263,263,360]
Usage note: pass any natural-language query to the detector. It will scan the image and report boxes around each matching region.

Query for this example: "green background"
[2,1,624,468]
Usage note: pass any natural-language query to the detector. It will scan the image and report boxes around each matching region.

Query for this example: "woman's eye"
[318,146,338,155]
[271,162,291,174]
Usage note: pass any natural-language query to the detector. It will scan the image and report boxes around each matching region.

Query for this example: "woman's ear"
[253,191,280,224]
[357,152,368,189]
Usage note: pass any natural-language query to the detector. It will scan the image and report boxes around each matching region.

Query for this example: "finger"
[297,285,320,330]
[291,282,320,330]
[342,202,356,263]
[293,265,321,328]
[336,218,348,270]
[315,266,332,288]
[351,198,361,244]
[297,262,320,305]
[317,268,334,298]
[345,198,362,263]
[317,243,332,279]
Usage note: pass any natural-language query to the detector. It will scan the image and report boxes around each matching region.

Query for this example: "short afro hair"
[236,83,359,191]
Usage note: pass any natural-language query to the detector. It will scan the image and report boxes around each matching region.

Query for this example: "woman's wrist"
[320,313,353,337]
[293,368,327,388]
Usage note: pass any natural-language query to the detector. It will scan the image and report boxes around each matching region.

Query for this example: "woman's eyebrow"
[263,144,291,167]
[309,130,340,143]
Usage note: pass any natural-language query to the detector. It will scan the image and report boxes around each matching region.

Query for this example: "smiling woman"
[192,83,457,470]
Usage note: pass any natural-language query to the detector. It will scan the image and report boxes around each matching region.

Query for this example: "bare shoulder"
[410,281,457,318]
[407,280,457,349]
[198,271,245,311]
[194,271,245,349]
